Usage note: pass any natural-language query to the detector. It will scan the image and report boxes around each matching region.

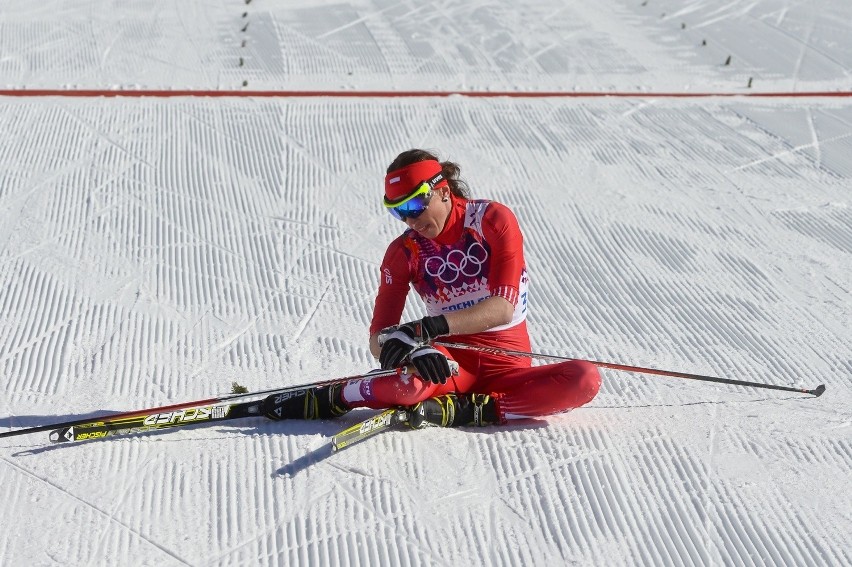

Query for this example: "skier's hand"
[378,316,450,370]
[409,346,452,384]
[378,323,420,369]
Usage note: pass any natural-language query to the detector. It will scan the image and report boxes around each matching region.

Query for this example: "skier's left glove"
[378,315,450,370]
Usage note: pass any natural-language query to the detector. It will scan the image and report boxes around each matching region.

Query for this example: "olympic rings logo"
[424,242,488,284]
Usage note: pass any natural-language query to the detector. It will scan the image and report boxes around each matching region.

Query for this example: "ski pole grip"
[399,360,459,376]
[448,360,460,375]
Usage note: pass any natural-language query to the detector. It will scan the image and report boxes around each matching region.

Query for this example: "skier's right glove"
[378,315,450,371]
[409,346,452,384]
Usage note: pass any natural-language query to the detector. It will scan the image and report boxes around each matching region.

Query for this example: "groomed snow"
[0,1,850,565]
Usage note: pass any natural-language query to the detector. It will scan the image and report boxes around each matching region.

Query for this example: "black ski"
[49,400,264,443]
[52,403,414,451]
[1,368,400,441]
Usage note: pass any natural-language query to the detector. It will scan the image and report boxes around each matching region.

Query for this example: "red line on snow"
[1,89,851,98]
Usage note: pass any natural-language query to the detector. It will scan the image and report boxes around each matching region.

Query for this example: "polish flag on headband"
[384,159,449,200]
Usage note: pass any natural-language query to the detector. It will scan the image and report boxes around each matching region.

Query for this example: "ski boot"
[262,383,350,420]
[405,393,502,429]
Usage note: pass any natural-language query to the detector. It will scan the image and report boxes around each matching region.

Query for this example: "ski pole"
[435,341,825,397]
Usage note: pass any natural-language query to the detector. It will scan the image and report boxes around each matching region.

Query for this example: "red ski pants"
[345,346,601,420]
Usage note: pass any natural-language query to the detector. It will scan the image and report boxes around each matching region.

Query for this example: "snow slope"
[0,1,850,565]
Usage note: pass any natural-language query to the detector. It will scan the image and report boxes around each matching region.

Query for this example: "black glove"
[409,346,452,384]
[378,315,450,370]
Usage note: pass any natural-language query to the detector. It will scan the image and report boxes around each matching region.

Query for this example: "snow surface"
[1,0,850,565]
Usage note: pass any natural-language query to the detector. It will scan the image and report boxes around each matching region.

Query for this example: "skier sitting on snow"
[263,149,601,427]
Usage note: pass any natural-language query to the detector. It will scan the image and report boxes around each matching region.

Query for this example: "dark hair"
[386,149,471,199]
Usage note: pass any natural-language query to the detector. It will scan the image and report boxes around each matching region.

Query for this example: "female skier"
[264,149,600,427]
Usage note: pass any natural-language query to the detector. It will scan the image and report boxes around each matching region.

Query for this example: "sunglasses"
[383,172,444,221]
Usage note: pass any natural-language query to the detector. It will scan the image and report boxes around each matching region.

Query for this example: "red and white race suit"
[357,197,599,420]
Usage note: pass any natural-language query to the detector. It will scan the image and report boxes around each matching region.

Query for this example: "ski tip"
[811,384,826,397]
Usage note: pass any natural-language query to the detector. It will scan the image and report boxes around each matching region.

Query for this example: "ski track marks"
[1,94,851,565]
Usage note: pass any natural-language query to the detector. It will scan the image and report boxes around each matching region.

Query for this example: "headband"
[384,159,449,200]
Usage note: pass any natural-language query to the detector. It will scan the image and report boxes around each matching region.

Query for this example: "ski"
[53,404,414,449]
[1,368,399,440]
[48,399,264,443]
[331,408,409,452]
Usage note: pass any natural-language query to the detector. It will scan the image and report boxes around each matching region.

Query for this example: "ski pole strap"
[434,341,825,397]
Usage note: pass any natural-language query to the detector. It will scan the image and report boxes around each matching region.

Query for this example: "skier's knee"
[548,360,601,409]
[572,360,601,406]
